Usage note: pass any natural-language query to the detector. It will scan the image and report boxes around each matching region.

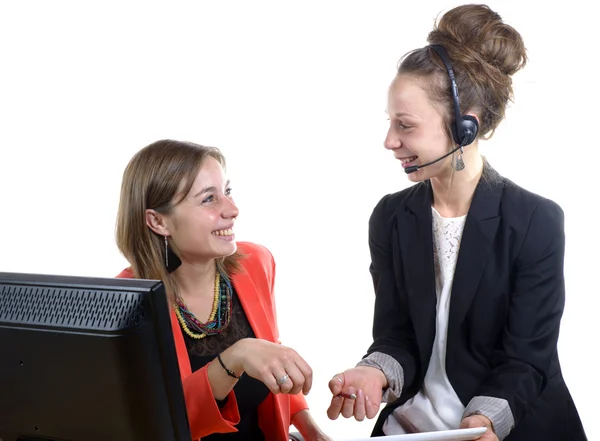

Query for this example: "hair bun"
[427,4,526,76]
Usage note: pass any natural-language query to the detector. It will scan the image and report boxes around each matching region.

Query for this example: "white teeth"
[401,156,418,164]
[213,228,233,236]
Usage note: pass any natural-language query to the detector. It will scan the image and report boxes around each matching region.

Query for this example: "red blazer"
[116,242,308,441]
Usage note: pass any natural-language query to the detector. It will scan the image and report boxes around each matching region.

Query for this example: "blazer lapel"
[233,268,275,342]
[399,182,438,369]
[448,168,502,338]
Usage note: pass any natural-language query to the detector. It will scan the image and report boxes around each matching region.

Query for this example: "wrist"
[356,365,388,389]
[221,340,247,377]
[291,410,321,438]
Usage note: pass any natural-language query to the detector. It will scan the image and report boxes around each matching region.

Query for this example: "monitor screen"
[0,271,191,441]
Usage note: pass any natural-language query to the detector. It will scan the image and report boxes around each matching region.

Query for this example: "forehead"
[189,157,227,189]
[387,74,438,119]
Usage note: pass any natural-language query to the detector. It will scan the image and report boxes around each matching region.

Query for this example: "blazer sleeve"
[183,367,241,439]
[363,195,420,398]
[474,198,566,427]
[265,247,309,419]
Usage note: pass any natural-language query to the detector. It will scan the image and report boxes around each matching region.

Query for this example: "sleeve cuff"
[356,351,404,403]
[463,396,515,441]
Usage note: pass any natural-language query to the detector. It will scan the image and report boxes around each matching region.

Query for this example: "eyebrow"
[395,112,415,118]
[193,180,230,199]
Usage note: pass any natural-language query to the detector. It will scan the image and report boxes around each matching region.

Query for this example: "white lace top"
[383,206,467,434]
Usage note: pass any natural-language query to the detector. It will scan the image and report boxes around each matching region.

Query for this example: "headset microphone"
[404,142,466,174]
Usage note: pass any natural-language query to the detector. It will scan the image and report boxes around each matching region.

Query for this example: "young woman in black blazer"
[326,4,586,441]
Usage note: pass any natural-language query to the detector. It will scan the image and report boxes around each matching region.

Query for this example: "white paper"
[335,427,487,441]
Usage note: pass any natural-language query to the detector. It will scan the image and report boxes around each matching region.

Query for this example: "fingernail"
[358,389,364,398]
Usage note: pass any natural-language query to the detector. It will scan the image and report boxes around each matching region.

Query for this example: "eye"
[397,121,412,130]
[202,195,215,204]
[225,187,233,196]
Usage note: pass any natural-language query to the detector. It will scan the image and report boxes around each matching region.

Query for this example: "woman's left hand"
[460,415,499,441]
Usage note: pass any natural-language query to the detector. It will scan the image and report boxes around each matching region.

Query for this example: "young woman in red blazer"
[115,139,330,441]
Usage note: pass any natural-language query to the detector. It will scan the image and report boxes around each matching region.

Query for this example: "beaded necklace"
[174,270,233,339]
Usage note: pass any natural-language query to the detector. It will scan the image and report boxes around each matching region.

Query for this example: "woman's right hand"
[228,338,313,396]
[326,367,386,421]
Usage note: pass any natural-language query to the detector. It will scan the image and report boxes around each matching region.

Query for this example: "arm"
[356,196,420,402]
[181,359,241,439]
[291,409,330,440]
[185,337,311,440]
[462,200,566,440]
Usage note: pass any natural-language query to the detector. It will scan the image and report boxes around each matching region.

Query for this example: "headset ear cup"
[459,115,479,146]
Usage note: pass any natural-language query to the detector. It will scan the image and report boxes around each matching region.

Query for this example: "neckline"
[431,206,467,221]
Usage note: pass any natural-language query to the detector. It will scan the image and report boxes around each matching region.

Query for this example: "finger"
[261,369,282,395]
[340,387,356,418]
[326,395,344,420]
[461,415,488,429]
[272,370,292,394]
[365,394,380,419]
[328,372,345,395]
[292,355,313,395]
[353,389,366,421]
[283,363,306,395]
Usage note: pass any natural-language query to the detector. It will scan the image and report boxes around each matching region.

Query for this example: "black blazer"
[366,165,586,440]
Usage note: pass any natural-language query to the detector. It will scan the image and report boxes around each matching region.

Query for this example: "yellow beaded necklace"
[175,271,221,340]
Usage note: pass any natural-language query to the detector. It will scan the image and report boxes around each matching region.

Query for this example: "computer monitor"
[0,271,191,441]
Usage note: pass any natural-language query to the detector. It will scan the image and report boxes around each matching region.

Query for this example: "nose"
[384,125,401,150]
[222,196,239,220]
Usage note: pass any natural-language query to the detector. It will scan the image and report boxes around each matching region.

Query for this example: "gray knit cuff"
[356,352,404,403]
[463,396,515,441]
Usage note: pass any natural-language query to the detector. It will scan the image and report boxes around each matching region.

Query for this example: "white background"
[1,1,598,439]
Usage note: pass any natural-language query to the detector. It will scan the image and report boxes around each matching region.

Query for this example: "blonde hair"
[115,139,241,302]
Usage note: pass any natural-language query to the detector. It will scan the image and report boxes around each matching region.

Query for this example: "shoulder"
[499,177,564,230]
[115,267,134,279]
[370,182,428,226]
[494,176,565,263]
[235,241,275,281]
[236,241,275,269]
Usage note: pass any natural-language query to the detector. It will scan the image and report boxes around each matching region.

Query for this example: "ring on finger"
[276,374,290,386]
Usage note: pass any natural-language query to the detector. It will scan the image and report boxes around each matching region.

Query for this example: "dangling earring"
[164,235,182,273]
[453,146,466,171]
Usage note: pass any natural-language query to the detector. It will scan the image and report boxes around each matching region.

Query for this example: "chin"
[216,239,238,258]
[406,169,429,183]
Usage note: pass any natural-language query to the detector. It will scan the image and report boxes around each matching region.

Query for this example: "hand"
[230,338,313,395]
[326,366,386,421]
[460,415,498,441]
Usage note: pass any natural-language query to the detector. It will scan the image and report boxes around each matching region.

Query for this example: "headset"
[429,44,479,147]
[404,44,480,174]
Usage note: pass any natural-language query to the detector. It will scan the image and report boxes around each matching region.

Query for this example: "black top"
[182,288,270,441]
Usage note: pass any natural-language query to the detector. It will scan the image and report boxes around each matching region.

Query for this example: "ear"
[465,111,480,127]
[145,209,170,236]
